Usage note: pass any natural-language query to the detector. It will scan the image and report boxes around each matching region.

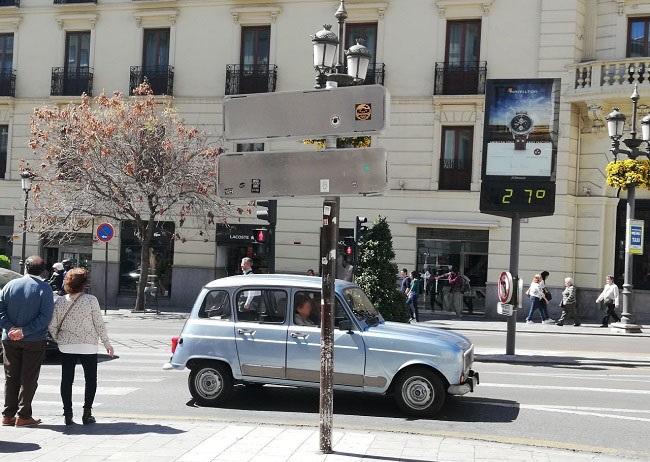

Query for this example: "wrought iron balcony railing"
[54,0,97,4]
[130,65,174,96]
[434,61,487,95]
[341,63,385,86]
[225,64,278,95]
[51,67,93,96]
[0,70,15,97]
[0,0,20,6]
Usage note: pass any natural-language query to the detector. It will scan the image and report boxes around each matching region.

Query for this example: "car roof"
[204,274,357,291]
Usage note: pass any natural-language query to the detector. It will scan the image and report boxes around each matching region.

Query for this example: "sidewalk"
[0,417,626,462]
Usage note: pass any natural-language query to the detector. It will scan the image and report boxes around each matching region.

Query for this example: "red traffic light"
[345,246,353,255]
[256,230,267,243]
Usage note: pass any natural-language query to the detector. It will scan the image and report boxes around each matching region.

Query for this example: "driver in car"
[294,294,317,327]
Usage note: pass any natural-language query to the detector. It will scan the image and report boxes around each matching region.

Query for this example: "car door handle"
[290,332,309,340]
[237,328,256,336]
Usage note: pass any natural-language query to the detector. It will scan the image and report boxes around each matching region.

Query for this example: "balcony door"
[439,126,473,191]
[64,31,90,95]
[239,26,271,94]
[444,20,481,94]
[345,23,378,83]
[0,34,12,72]
[143,29,170,69]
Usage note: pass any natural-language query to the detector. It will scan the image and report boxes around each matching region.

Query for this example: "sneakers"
[526,320,534,324]
[543,319,555,324]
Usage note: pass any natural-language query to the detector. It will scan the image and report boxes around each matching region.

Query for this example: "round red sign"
[497,271,513,304]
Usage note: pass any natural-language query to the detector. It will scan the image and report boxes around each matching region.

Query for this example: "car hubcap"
[402,376,434,410]
[196,368,223,399]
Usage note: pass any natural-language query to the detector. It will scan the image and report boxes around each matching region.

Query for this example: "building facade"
[1,0,649,319]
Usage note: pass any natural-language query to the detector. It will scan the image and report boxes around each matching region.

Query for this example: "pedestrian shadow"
[0,441,41,453]
[186,386,518,423]
[42,354,119,365]
[38,422,185,436]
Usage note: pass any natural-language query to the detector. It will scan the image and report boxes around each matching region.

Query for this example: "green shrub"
[355,217,409,323]
[0,254,11,269]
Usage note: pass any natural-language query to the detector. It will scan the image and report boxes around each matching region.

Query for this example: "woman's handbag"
[55,294,84,338]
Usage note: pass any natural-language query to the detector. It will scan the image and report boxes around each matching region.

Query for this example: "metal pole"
[319,196,339,454]
[334,1,347,73]
[506,214,520,355]
[104,242,109,316]
[621,185,636,326]
[19,190,29,274]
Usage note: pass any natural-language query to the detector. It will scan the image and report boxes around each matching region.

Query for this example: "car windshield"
[343,287,381,326]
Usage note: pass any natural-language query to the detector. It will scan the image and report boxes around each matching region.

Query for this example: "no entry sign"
[497,271,513,304]
[96,222,114,243]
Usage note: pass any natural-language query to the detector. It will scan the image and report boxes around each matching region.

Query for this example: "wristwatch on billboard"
[509,111,534,150]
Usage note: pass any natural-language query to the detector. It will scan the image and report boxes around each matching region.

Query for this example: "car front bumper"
[447,370,479,395]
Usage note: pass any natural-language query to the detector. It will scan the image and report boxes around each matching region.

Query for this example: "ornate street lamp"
[19,169,35,274]
[311,0,371,89]
[606,84,645,333]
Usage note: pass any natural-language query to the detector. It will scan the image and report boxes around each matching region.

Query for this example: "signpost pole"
[104,242,109,316]
[506,214,520,355]
[320,196,339,453]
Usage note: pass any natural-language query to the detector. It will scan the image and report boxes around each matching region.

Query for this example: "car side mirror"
[337,319,354,333]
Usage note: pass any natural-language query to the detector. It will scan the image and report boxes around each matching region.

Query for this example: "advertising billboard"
[480,78,561,218]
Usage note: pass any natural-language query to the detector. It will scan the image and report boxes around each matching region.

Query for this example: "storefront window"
[416,228,488,314]
[119,221,175,296]
[615,201,650,290]
[0,215,13,260]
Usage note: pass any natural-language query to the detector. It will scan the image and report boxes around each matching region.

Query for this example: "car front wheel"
[394,367,446,417]
[188,362,233,406]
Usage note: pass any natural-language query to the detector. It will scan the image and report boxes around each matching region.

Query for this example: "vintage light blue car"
[166,274,478,416]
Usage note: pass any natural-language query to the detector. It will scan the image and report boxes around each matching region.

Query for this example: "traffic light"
[256,200,277,226]
[354,216,368,245]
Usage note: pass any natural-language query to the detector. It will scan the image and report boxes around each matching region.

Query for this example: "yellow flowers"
[303,136,372,150]
[605,159,650,189]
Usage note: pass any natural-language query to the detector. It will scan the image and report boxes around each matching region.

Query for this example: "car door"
[285,290,366,386]
[234,287,288,379]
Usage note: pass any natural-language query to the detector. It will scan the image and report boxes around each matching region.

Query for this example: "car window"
[343,287,380,325]
[198,290,231,320]
[292,291,352,330]
[236,288,287,324]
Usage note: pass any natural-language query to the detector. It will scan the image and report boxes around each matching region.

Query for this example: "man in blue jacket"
[0,256,54,427]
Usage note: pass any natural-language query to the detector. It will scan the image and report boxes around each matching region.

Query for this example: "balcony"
[130,65,174,96]
[0,0,19,6]
[568,58,650,101]
[0,70,15,97]
[51,67,93,96]
[434,61,487,96]
[225,64,277,95]
[53,0,96,3]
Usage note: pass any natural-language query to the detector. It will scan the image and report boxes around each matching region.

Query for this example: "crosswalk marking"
[32,385,137,396]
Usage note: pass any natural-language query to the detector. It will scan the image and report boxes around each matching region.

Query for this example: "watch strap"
[514,135,527,150]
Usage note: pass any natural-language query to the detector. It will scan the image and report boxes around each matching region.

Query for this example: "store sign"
[480,79,560,218]
[627,219,644,255]
[216,225,260,245]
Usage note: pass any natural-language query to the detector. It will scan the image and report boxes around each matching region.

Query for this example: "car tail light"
[171,336,180,353]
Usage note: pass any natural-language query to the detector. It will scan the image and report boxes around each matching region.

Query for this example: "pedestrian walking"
[0,256,54,427]
[435,267,464,317]
[525,274,549,324]
[556,277,580,326]
[595,275,620,327]
[49,262,65,295]
[406,271,422,322]
[49,268,113,425]
[399,268,411,295]
[539,271,554,324]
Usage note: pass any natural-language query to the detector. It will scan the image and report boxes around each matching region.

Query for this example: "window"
[235,288,286,323]
[241,26,270,67]
[345,23,377,59]
[65,31,90,72]
[0,125,7,179]
[293,290,353,330]
[628,17,650,57]
[615,200,650,289]
[118,221,175,296]
[0,34,13,72]
[445,20,481,65]
[199,290,232,320]
[0,215,13,258]
[439,126,473,190]
[143,28,170,69]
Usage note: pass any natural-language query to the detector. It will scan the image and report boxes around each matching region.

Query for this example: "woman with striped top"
[556,277,579,326]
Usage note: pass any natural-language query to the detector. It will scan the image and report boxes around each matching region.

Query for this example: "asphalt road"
[4,315,649,460]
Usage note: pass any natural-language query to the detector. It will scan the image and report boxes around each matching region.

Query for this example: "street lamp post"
[605,84,646,334]
[311,0,372,453]
[19,169,35,274]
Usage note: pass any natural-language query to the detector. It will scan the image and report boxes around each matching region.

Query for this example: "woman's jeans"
[408,294,419,321]
[60,353,98,412]
[526,296,547,322]
[602,301,621,326]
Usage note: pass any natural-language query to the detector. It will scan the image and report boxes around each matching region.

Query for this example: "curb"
[431,324,650,338]
[475,353,650,366]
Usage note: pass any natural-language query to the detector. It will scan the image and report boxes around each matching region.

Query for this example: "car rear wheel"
[188,362,233,406]
[394,367,446,417]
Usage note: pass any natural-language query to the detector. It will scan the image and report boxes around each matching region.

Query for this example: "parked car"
[0,268,59,355]
[164,274,478,416]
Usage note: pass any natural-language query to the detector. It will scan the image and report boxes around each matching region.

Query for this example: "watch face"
[510,114,533,134]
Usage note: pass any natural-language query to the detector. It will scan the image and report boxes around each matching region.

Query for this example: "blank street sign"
[223,85,389,142]
[217,148,387,198]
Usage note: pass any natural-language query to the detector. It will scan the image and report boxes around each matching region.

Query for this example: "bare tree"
[28,84,230,311]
